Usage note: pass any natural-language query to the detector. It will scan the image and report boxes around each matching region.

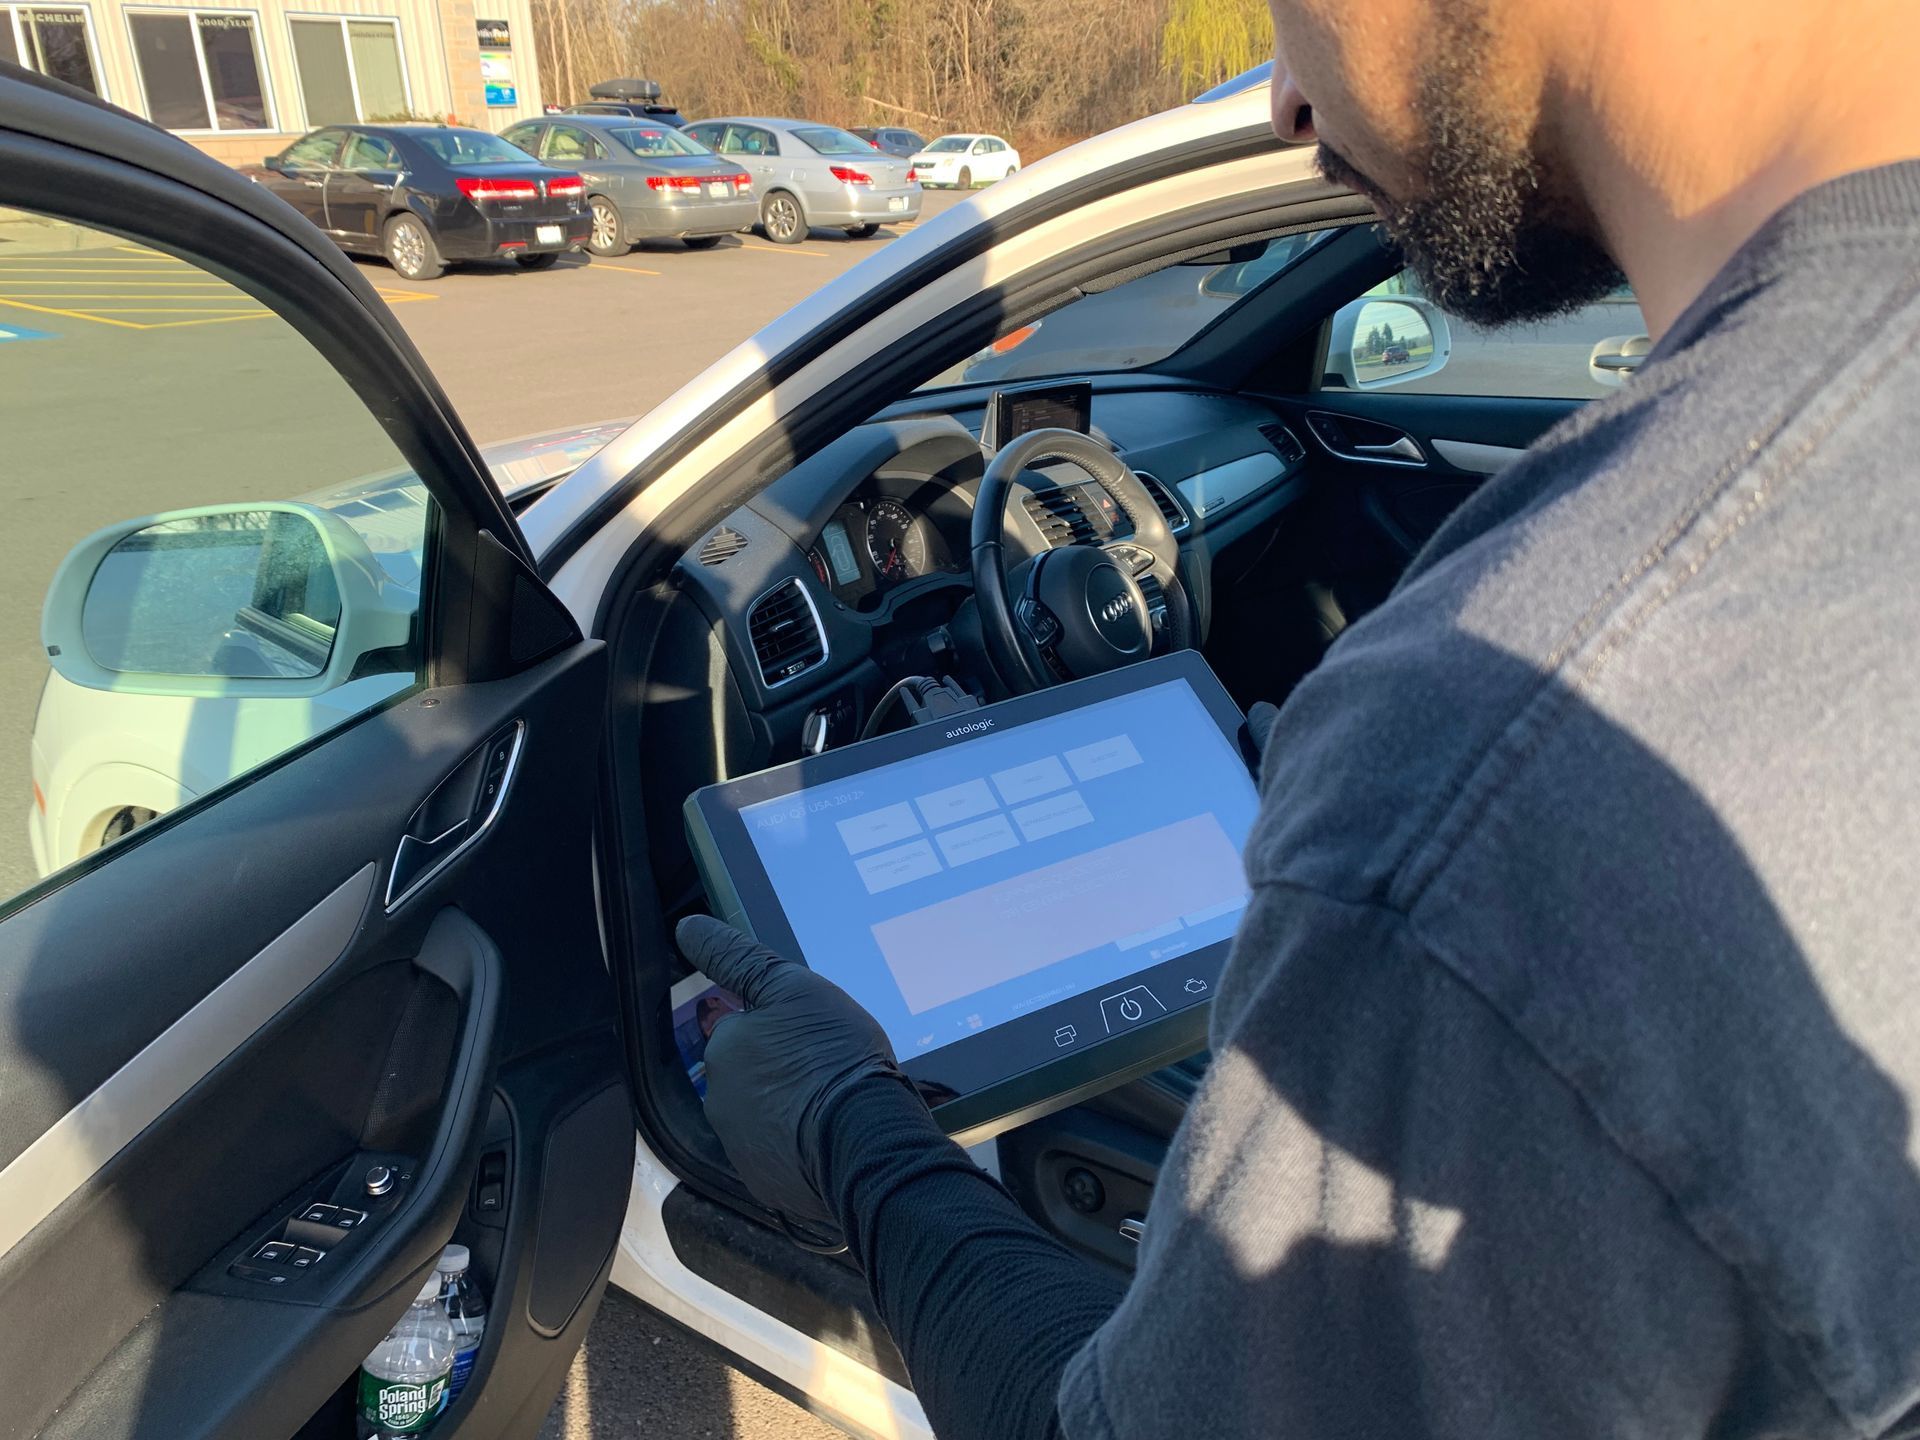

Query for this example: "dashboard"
[670,386,1314,734]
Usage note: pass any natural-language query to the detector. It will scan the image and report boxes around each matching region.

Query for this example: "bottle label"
[358,1370,448,1433]
[448,1340,480,1399]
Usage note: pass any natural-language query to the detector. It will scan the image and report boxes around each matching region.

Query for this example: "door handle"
[1593,353,1643,372]
[1353,436,1425,462]
[387,722,525,910]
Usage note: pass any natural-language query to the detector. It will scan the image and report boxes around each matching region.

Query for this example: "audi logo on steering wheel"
[1099,594,1134,625]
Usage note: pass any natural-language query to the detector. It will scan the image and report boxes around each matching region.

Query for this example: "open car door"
[0,68,631,1439]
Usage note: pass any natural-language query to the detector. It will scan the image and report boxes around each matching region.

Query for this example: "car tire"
[587,196,626,257]
[383,213,445,281]
[958,165,972,189]
[683,234,724,250]
[98,805,156,849]
[846,223,879,238]
[514,251,561,270]
[760,190,805,244]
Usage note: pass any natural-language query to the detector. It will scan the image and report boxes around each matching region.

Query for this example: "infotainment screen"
[984,381,1093,451]
[684,652,1260,1142]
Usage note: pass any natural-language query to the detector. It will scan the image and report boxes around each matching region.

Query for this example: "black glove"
[676,914,911,1244]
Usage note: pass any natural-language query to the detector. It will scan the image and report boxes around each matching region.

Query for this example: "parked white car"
[908,132,1021,188]
[25,420,628,878]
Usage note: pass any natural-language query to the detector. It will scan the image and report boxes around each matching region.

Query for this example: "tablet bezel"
[684,650,1258,1145]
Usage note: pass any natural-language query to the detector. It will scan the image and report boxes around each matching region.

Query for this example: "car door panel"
[0,74,629,1440]
[0,642,619,1440]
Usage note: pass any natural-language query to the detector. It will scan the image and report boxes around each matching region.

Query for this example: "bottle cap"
[438,1243,470,1275]
[415,1272,444,1304]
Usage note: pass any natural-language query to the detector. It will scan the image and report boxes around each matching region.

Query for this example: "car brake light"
[830,165,873,186]
[456,176,538,201]
[546,174,585,198]
[645,174,706,192]
[730,171,752,190]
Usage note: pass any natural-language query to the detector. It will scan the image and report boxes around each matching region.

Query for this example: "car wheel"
[846,223,879,238]
[958,165,972,189]
[383,213,444,281]
[98,805,156,850]
[587,197,626,257]
[760,190,805,244]
[683,234,724,250]
[514,251,561,270]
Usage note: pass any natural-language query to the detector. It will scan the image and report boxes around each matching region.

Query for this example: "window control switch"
[298,1203,339,1224]
[332,1207,367,1229]
[290,1246,326,1268]
[254,1240,296,1264]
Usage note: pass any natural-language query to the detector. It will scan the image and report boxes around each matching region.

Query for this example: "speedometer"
[866,498,929,584]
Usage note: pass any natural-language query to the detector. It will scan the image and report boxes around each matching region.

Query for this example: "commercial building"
[0,0,547,165]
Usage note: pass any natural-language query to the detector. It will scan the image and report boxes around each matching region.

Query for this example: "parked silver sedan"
[682,117,921,244]
[500,114,758,255]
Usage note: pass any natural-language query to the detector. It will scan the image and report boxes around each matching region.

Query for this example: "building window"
[127,8,271,132]
[1,5,103,95]
[289,16,409,125]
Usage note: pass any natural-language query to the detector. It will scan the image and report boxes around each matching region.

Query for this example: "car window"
[790,125,872,156]
[1317,268,1651,401]
[0,205,432,904]
[727,125,776,156]
[282,129,343,167]
[608,125,706,157]
[342,133,399,171]
[918,228,1343,390]
[683,123,718,148]
[545,126,603,162]
[499,123,541,154]
[409,129,530,166]
[970,139,990,153]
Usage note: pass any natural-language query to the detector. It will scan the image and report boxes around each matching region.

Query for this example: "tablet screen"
[735,677,1260,1066]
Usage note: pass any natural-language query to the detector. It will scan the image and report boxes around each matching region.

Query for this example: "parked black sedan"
[247,124,590,280]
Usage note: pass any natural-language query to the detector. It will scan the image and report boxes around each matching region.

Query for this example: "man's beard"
[1316,15,1623,326]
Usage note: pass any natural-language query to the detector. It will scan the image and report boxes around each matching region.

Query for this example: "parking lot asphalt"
[363,190,969,443]
[538,1290,845,1440]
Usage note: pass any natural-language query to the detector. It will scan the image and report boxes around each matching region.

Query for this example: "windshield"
[917,229,1343,390]
[413,130,536,166]
[924,136,973,153]
[611,125,708,157]
[791,125,877,156]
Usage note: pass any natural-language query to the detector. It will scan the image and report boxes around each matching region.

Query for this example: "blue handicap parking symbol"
[0,322,53,343]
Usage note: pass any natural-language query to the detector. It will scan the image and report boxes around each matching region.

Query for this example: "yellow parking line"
[589,264,661,277]
[0,280,234,288]
[737,241,831,258]
[59,306,266,312]
[0,265,201,272]
[135,313,281,329]
[0,296,145,328]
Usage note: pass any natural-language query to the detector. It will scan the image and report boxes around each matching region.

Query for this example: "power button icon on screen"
[1099,986,1168,1034]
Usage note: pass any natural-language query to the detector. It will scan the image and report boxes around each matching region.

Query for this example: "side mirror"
[42,503,415,700]
[1324,295,1454,390]
[1589,333,1652,388]
[264,154,287,174]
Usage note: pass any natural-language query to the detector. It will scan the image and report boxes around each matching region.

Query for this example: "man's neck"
[1546,0,1920,340]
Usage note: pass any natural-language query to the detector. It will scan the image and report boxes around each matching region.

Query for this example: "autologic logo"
[945,719,993,740]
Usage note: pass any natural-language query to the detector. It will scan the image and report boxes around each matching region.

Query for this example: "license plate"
[888,195,908,212]
[707,181,727,198]
[536,224,562,245]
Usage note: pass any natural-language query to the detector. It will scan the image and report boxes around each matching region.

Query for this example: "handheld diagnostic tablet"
[683,651,1261,1144]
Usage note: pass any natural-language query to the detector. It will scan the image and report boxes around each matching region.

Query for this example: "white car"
[908,132,1021,187]
[2,62,1645,1440]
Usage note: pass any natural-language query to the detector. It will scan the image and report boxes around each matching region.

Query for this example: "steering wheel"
[970,428,1193,693]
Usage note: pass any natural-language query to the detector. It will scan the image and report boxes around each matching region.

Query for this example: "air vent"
[1260,422,1307,467]
[698,527,748,566]
[746,579,826,686]
[1133,472,1190,534]
[1022,489,1096,548]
